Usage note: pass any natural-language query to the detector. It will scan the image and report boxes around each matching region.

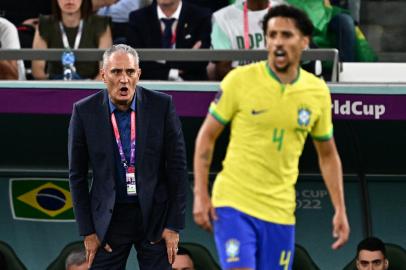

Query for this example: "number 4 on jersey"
[273,128,285,151]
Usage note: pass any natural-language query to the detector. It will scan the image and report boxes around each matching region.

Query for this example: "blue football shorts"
[213,207,295,270]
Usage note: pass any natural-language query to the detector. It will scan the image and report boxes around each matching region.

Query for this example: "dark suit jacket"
[128,1,211,80]
[68,86,188,243]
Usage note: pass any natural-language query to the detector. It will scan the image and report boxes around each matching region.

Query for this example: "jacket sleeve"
[68,104,95,236]
[174,7,212,80]
[163,96,188,230]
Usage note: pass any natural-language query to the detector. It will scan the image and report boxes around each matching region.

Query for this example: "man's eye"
[127,70,135,76]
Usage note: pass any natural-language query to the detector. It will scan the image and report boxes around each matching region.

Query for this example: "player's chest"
[237,89,322,132]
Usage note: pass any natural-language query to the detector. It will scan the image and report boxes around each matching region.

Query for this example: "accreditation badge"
[126,166,137,196]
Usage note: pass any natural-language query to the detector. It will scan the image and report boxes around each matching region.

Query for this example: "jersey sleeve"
[209,69,240,125]
[311,83,334,141]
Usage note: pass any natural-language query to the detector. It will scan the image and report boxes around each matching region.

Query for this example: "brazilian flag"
[10,179,75,221]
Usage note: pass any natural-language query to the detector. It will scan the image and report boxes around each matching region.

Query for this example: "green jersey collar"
[265,61,301,85]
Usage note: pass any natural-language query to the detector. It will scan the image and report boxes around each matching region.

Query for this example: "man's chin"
[274,63,290,73]
[116,99,131,105]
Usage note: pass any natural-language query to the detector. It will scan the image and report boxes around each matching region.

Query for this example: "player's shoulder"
[75,90,104,108]
[230,61,263,76]
[299,68,329,93]
[221,62,263,96]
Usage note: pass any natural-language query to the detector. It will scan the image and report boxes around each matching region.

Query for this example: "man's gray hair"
[102,44,140,68]
[65,248,86,269]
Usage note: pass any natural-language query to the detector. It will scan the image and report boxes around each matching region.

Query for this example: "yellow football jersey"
[210,61,333,225]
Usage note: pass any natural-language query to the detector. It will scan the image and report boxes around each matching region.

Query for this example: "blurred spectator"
[32,0,112,80]
[128,0,211,81]
[65,248,87,270]
[287,0,357,62]
[356,237,389,270]
[94,0,151,22]
[208,0,284,80]
[173,247,195,270]
[0,17,26,80]
[93,0,151,43]
[331,0,360,23]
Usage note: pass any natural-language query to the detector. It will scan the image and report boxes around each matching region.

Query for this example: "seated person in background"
[173,247,195,270]
[93,0,150,43]
[208,0,284,80]
[356,237,389,270]
[331,0,360,24]
[32,0,112,80]
[0,17,26,80]
[286,0,357,62]
[65,248,87,270]
[128,0,211,81]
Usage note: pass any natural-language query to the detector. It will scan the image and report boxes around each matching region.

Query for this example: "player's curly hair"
[262,4,314,37]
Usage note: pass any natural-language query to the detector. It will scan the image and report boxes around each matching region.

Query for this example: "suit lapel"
[176,3,187,48]
[101,90,116,173]
[150,3,163,47]
[136,86,149,171]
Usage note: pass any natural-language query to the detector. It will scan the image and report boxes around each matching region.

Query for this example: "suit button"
[109,209,113,213]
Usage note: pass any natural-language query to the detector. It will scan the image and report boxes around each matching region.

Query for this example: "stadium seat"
[180,242,221,270]
[0,240,27,270]
[293,244,320,270]
[46,241,84,270]
[342,243,406,270]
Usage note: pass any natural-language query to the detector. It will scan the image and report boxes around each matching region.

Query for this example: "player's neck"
[247,0,269,11]
[269,63,299,84]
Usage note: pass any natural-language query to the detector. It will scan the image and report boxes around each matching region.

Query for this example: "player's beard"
[272,48,290,73]
[273,61,290,73]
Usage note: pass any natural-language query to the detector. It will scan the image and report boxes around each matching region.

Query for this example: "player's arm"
[193,114,224,232]
[313,138,350,250]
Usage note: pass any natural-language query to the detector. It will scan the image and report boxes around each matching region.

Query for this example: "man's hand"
[162,228,179,264]
[331,210,350,250]
[84,233,112,268]
[193,192,217,232]
[192,40,202,49]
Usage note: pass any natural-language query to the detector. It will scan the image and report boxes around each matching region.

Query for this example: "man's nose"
[119,73,129,82]
[274,35,283,46]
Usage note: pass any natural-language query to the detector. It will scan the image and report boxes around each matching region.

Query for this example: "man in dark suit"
[127,0,211,81]
[68,44,188,269]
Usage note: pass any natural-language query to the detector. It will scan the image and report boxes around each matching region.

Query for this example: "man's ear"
[355,259,360,270]
[384,259,389,269]
[100,69,106,83]
[301,35,310,51]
